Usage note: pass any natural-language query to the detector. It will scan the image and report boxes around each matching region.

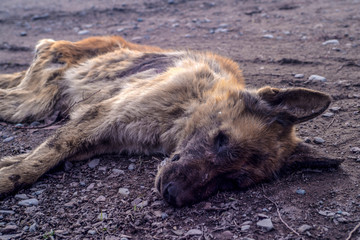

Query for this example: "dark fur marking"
[47,71,61,82]
[9,174,21,182]
[80,105,100,122]
[249,152,268,166]
[114,54,174,79]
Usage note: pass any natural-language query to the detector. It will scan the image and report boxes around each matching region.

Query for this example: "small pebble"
[256,218,274,231]
[283,31,291,35]
[0,210,15,215]
[220,230,233,239]
[304,137,311,143]
[112,169,125,176]
[15,194,29,200]
[350,147,360,153]
[294,74,304,78]
[132,198,142,206]
[31,13,49,21]
[186,229,203,236]
[1,224,18,234]
[29,223,37,232]
[128,163,136,171]
[137,18,143,22]
[313,137,325,144]
[322,112,334,118]
[64,199,76,207]
[214,27,228,33]
[15,123,24,127]
[118,188,130,196]
[64,161,73,171]
[20,31,27,36]
[18,198,39,206]
[96,195,106,202]
[138,200,148,208]
[330,107,341,112]
[3,137,14,143]
[30,121,40,127]
[86,183,95,190]
[257,213,269,219]
[319,210,335,217]
[78,30,90,35]
[309,75,327,82]
[298,224,312,233]
[296,189,306,195]
[241,225,251,231]
[322,39,339,45]
[161,212,168,219]
[263,34,274,39]
[88,158,100,169]
[88,230,96,235]
[98,212,108,220]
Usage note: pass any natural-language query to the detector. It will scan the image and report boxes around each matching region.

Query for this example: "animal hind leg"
[0,71,26,89]
[0,39,64,123]
[0,102,115,195]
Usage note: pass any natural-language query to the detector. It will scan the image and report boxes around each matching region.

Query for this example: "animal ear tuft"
[258,86,331,124]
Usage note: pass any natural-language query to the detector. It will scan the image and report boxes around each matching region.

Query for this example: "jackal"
[0,36,341,207]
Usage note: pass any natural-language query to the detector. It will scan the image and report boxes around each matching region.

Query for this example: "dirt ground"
[0,0,360,239]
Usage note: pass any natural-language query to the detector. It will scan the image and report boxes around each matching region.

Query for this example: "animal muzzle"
[162,182,178,206]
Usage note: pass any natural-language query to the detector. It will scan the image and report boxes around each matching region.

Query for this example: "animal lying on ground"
[0,36,342,207]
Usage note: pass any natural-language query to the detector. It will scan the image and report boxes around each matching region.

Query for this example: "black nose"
[163,182,177,206]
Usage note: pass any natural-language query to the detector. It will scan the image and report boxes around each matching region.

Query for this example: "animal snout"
[163,182,177,206]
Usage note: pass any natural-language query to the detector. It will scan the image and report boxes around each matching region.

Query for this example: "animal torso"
[60,48,245,156]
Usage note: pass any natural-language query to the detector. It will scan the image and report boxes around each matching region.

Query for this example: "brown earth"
[0,0,360,239]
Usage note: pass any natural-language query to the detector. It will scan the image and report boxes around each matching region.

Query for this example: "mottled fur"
[0,36,341,206]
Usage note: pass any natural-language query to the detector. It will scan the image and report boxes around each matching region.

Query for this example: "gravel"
[294,74,304,78]
[186,229,203,236]
[29,223,37,232]
[0,210,15,215]
[322,112,334,118]
[296,189,306,195]
[322,39,339,45]
[241,225,251,231]
[350,147,360,153]
[330,107,341,112]
[298,224,312,233]
[17,198,39,206]
[78,30,90,35]
[308,75,327,82]
[88,158,100,169]
[313,137,325,144]
[128,163,136,171]
[118,188,130,196]
[256,218,274,231]
[263,34,274,39]
[3,137,14,143]
[14,194,29,200]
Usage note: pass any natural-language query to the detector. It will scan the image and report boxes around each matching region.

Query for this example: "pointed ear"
[257,86,331,124]
[283,143,343,171]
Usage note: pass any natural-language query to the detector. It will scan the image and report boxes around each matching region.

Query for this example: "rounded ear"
[257,86,331,123]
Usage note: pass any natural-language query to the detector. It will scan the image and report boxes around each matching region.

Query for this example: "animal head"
[155,86,340,207]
